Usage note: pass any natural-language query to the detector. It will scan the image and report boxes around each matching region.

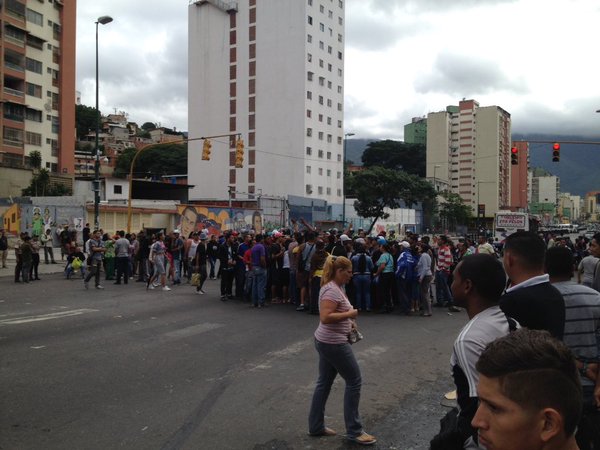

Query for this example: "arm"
[319,298,357,324]
[299,217,316,232]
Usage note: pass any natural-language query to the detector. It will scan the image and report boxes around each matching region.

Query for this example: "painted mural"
[177,205,263,237]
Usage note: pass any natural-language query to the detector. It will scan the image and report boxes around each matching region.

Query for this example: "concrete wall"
[0,167,33,197]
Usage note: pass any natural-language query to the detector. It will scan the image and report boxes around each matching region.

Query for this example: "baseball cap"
[173,229,180,234]
[339,234,351,242]
[400,241,410,248]
[355,237,366,245]
[377,237,387,245]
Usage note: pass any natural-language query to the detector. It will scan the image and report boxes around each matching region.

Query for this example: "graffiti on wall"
[20,204,86,237]
[177,205,263,237]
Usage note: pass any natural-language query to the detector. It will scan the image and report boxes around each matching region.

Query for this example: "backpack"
[72,257,82,270]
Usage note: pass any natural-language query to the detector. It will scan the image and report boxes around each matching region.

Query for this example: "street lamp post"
[93,15,113,231]
[342,132,355,227]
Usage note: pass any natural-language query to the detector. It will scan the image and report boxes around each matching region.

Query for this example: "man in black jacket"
[218,233,238,300]
[499,231,565,339]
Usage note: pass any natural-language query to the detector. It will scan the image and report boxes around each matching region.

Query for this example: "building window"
[327,169,331,177]
[26,82,42,98]
[25,57,42,74]
[327,134,332,143]
[327,99,332,107]
[306,184,313,194]
[25,108,42,122]
[307,91,312,100]
[319,41,324,50]
[307,109,311,118]
[318,149,324,158]
[337,171,341,179]
[327,152,332,160]
[307,128,312,137]
[114,185,123,195]
[307,34,312,43]
[25,131,42,146]
[318,114,323,122]
[306,146,312,155]
[326,187,331,195]
[328,10,333,19]
[339,17,343,25]
[338,68,343,76]
[318,76,324,86]
[319,59,324,68]
[51,116,59,134]
[337,120,342,128]
[307,71,313,81]
[337,154,342,162]
[328,46,332,54]
[26,8,43,26]
[337,136,342,144]
[307,15,312,25]
[307,53,312,62]
[306,166,311,174]
[337,102,342,111]
[308,0,312,5]
[339,0,343,8]
[318,168,323,175]
[338,51,343,60]
[327,117,331,125]
[3,126,23,146]
[328,81,332,89]
[319,23,324,32]
[319,5,324,13]
[338,33,343,42]
[328,63,332,72]
[318,95,323,105]
[318,186,323,195]
[337,189,342,197]
[318,131,324,140]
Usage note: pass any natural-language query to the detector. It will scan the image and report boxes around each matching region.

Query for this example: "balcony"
[4,60,24,72]
[3,87,24,98]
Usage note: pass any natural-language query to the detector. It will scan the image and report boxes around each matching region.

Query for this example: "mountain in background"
[346,135,600,197]
[513,134,600,197]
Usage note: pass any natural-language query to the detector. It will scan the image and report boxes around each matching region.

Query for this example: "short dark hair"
[545,247,574,279]
[593,233,600,245]
[255,234,263,242]
[118,230,125,237]
[456,254,506,303]
[504,231,546,270]
[476,329,581,436]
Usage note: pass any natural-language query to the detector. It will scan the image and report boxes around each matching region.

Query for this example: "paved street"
[0,266,459,450]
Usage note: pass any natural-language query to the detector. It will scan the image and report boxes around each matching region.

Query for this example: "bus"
[493,211,529,247]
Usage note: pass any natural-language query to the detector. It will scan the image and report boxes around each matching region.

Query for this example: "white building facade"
[188,0,346,208]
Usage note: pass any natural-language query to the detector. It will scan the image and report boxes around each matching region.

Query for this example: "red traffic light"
[511,147,518,153]
[511,146,519,165]
[552,142,560,162]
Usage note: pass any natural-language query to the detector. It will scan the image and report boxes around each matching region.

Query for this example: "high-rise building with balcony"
[426,99,512,218]
[0,0,76,174]
[188,0,345,206]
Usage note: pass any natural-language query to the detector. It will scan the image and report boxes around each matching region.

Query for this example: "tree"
[28,150,42,170]
[361,140,426,176]
[75,104,100,139]
[346,166,436,234]
[113,143,187,178]
[437,190,472,231]
[22,168,72,196]
[141,122,157,131]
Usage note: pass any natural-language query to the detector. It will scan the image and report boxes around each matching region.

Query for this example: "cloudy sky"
[76,0,600,139]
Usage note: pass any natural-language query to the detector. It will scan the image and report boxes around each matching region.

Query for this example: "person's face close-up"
[472,375,542,450]
[590,238,600,258]
[450,262,467,308]
[336,265,353,285]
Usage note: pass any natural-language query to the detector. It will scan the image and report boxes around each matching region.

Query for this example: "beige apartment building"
[426,99,512,218]
[0,0,76,174]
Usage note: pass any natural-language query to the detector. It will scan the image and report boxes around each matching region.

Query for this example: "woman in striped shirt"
[307,255,376,446]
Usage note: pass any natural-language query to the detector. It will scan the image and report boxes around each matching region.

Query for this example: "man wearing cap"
[218,233,238,300]
[331,234,348,257]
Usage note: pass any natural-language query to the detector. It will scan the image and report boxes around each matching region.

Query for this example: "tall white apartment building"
[426,99,512,217]
[188,0,346,205]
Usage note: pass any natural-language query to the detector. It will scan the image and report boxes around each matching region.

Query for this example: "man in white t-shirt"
[476,235,495,255]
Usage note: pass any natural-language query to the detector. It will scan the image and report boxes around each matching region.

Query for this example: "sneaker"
[220,295,227,301]
[347,432,377,446]
[196,290,205,295]
[448,306,461,312]
[96,285,104,289]
[148,284,155,290]
[162,286,171,291]
[84,281,89,290]
[296,305,306,311]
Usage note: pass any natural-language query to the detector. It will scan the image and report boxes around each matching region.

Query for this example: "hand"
[347,309,358,319]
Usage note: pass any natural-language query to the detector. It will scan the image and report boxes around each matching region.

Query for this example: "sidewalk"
[0,248,68,279]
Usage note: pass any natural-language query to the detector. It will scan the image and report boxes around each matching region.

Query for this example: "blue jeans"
[173,257,181,282]
[308,339,363,438]
[435,270,453,306]
[252,267,267,306]
[353,274,371,310]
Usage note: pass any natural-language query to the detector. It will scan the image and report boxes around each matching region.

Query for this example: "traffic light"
[511,146,518,165]
[202,139,212,160]
[235,137,244,168]
[552,142,560,162]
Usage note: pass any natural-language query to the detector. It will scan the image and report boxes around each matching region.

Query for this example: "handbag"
[191,273,200,287]
[348,326,363,345]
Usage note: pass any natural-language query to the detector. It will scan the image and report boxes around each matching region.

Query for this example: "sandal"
[347,432,377,445]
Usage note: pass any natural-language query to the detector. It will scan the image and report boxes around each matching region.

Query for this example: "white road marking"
[0,309,99,326]
[30,346,46,349]
[247,340,311,372]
